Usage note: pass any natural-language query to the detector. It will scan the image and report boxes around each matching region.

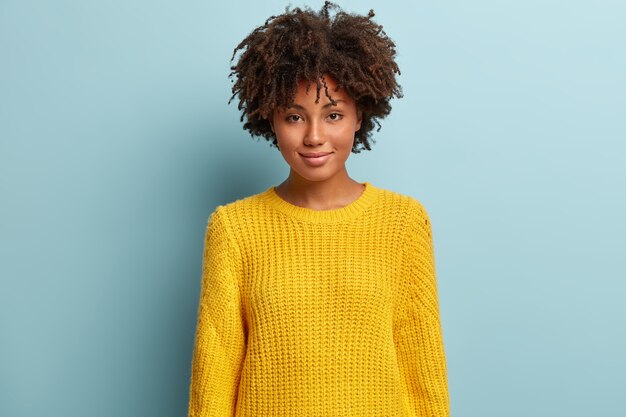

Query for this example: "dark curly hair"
[228,1,403,153]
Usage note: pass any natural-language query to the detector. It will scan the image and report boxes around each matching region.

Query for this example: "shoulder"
[206,188,270,233]
[372,184,433,245]
[373,184,432,223]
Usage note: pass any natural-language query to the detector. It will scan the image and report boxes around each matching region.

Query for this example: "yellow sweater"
[188,181,449,417]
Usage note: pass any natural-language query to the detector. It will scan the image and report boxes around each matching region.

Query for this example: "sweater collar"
[260,181,381,224]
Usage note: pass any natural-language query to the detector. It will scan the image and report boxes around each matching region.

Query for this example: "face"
[269,74,362,183]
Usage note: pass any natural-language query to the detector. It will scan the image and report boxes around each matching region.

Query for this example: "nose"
[304,118,325,146]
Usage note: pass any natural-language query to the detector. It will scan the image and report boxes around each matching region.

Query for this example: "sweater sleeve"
[394,202,450,417]
[188,206,247,417]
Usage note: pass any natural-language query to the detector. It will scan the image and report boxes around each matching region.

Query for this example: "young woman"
[188,2,450,416]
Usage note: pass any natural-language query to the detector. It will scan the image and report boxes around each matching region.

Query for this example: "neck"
[275,170,364,210]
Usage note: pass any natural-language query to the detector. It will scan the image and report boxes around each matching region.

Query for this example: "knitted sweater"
[188,181,449,417]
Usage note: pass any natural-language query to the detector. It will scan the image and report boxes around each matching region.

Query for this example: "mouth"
[299,152,333,166]
[299,152,332,158]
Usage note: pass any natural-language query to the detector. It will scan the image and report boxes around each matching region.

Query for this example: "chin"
[301,170,344,183]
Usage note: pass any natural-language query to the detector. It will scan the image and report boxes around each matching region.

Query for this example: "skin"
[269,74,365,210]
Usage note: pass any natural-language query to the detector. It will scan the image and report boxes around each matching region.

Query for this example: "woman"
[188,2,450,416]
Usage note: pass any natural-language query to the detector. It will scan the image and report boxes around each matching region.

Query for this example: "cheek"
[274,129,299,155]
[335,125,357,146]
[275,129,293,145]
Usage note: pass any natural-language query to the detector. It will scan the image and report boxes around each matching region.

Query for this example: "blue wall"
[1,1,624,416]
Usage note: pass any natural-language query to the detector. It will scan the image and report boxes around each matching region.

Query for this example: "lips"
[300,152,332,157]
[299,152,332,166]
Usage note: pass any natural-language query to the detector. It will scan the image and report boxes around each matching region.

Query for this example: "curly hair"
[228,1,403,153]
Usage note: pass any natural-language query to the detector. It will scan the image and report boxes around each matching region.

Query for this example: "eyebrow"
[287,99,347,110]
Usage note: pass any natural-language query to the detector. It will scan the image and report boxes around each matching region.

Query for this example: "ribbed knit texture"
[188,182,449,417]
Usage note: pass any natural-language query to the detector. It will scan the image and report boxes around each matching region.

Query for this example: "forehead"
[292,75,353,103]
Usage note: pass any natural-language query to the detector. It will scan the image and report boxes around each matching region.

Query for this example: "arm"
[188,206,247,417]
[394,202,450,417]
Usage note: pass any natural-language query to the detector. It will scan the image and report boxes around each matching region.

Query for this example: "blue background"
[1,1,624,416]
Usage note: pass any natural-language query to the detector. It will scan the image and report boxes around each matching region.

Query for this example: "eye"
[328,112,343,121]
[286,114,302,123]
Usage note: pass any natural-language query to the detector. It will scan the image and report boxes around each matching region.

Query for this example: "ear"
[268,112,275,133]
[355,109,363,132]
